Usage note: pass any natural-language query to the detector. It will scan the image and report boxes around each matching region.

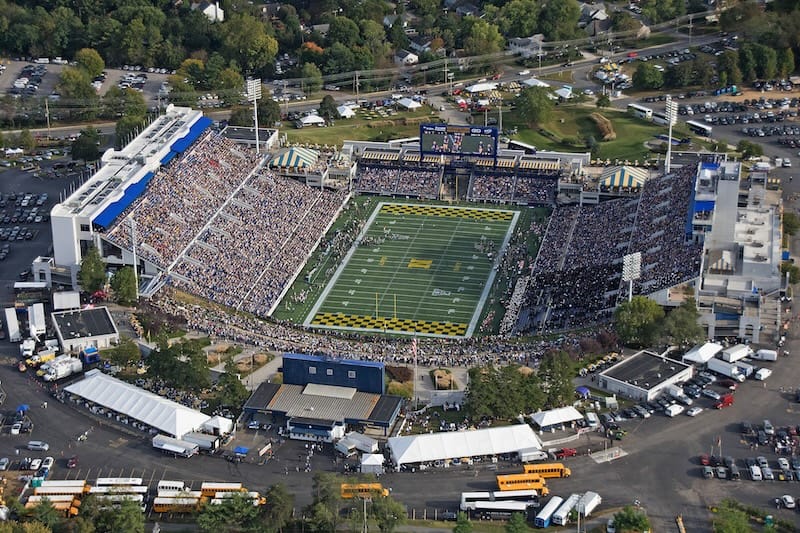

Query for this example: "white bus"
[551,493,581,526]
[95,478,144,486]
[627,103,653,120]
[652,111,677,126]
[157,480,186,493]
[89,485,148,494]
[686,120,712,137]
[461,490,540,511]
[534,496,564,528]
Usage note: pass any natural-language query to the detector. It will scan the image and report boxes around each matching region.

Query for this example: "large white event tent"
[388,424,541,467]
[530,406,584,429]
[64,369,212,438]
[682,342,723,364]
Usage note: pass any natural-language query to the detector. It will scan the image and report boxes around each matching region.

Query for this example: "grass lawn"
[284,108,436,147]
[506,105,667,161]
[303,201,519,338]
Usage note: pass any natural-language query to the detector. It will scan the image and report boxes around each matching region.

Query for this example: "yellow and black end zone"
[380,203,514,222]
[310,313,467,336]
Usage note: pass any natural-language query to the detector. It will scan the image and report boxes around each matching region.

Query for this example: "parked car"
[700,454,711,466]
[757,456,770,468]
[554,448,578,459]
[66,456,78,468]
[781,495,796,509]
[686,407,703,417]
[702,389,721,401]
[0,458,9,471]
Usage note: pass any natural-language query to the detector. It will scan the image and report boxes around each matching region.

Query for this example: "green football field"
[305,202,519,338]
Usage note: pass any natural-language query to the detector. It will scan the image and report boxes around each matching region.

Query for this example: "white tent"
[554,86,573,99]
[64,369,211,438]
[361,453,385,474]
[202,415,234,435]
[522,78,550,88]
[388,425,541,466]
[299,114,326,126]
[337,105,356,118]
[466,82,498,93]
[397,97,422,110]
[530,406,584,429]
[682,342,723,365]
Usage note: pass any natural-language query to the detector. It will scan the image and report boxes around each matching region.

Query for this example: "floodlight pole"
[130,219,139,298]
[246,78,262,154]
[665,95,678,174]
[622,252,642,303]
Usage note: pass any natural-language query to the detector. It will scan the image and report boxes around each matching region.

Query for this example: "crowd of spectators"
[626,163,703,295]
[356,165,441,198]
[105,133,260,268]
[563,198,637,270]
[468,172,557,205]
[172,169,347,316]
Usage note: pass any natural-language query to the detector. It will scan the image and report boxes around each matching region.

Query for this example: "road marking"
[590,447,628,463]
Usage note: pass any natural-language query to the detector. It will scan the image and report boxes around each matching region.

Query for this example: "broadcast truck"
[706,358,745,382]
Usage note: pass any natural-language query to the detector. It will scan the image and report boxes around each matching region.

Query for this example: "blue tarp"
[93,171,155,228]
[701,162,720,170]
[685,188,697,236]
[234,446,249,455]
[694,200,715,213]
[160,151,178,165]
[170,116,213,153]
[783,250,791,261]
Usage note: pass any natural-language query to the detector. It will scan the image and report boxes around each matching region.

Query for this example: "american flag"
[411,337,418,364]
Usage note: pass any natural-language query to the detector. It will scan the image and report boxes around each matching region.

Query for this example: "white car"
[606,518,616,533]
[781,495,796,509]
[10,423,21,435]
[29,458,42,471]
[519,70,531,76]
[686,407,703,417]
[778,457,790,470]
[41,456,54,470]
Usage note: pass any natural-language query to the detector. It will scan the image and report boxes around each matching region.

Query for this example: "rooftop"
[51,307,118,339]
[601,350,689,389]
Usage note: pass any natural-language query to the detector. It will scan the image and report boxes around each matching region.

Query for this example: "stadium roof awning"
[170,116,213,153]
[160,151,178,165]
[601,166,648,189]
[270,147,320,169]
[387,425,541,466]
[64,369,213,438]
[530,406,584,428]
[92,171,155,228]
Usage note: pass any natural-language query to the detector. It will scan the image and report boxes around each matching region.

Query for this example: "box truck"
[41,356,83,382]
[152,435,199,458]
[667,384,693,405]
[752,349,778,362]
[5,308,21,342]
[576,491,601,518]
[720,344,751,363]
[707,358,745,382]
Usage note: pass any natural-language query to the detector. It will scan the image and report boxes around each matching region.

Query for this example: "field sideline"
[304,202,519,338]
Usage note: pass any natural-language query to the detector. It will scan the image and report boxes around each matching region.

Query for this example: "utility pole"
[44,98,51,139]
[355,71,360,101]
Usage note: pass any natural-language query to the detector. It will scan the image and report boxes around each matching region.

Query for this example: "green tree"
[318,95,340,121]
[218,359,250,407]
[777,48,795,78]
[736,140,763,159]
[18,129,36,152]
[103,86,147,119]
[596,93,611,108]
[661,298,704,347]
[611,11,640,33]
[264,483,295,533]
[614,296,665,347]
[515,86,553,126]
[258,98,282,126]
[691,57,714,87]
[71,127,101,162]
[497,0,541,38]
[79,245,105,292]
[327,16,361,48]
[116,115,146,147]
[197,492,262,532]
[94,498,144,533]
[718,51,743,86]
[220,13,278,75]
[301,62,324,93]
[640,0,684,23]
[751,43,777,80]
[738,46,757,82]
[305,501,337,533]
[30,498,61,529]
[110,266,137,306]
[229,107,254,127]
[452,512,473,533]
[784,212,800,236]
[632,63,664,90]
[781,262,800,284]
[712,500,750,533]
[462,19,504,56]
[371,495,406,533]
[75,48,105,78]
[505,512,529,533]
[537,0,580,41]
[613,505,651,532]
[664,63,693,88]
[538,351,574,408]
[104,336,141,368]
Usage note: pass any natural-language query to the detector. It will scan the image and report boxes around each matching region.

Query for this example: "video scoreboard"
[419,123,498,158]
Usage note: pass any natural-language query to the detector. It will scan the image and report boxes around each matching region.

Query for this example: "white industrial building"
[598,350,693,402]
[387,425,541,467]
[51,307,119,352]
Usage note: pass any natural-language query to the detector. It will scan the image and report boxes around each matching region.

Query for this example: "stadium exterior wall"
[282,353,386,394]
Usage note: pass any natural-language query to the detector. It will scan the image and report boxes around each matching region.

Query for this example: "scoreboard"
[419,123,498,158]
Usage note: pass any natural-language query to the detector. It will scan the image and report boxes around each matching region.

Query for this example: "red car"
[718,379,738,390]
[700,454,710,466]
[66,456,78,469]
[555,448,578,459]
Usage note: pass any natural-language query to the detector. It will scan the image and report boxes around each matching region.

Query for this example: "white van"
[665,404,684,417]
[585,412,600,429]
[750,465,762,480]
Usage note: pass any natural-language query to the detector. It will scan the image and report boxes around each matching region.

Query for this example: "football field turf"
[305,202,519,338]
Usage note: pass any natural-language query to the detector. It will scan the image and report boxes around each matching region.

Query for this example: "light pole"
[245,78,262,154]
[665,96,678,174]
[622,252,642,302]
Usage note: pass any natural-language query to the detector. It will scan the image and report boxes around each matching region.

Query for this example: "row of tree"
[614,296,704,348]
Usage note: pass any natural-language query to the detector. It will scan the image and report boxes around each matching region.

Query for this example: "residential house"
[383,13,414,28]
[409,35,433,54]
[455,3,480,16]
[191,1,224,22]
[579,3,611,36]
[395,49,419,66]
[508,34,545,59]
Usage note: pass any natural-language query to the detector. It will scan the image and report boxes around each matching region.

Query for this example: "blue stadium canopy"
[93,172,155,228]
[160,150,178,165]
[170,116,213,153]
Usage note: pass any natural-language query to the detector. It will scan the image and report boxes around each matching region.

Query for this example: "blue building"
[282,353,385,394]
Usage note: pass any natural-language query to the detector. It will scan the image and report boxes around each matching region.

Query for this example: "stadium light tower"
[245,78,262,154]
[664,95,678,174]
[622,252,642,303]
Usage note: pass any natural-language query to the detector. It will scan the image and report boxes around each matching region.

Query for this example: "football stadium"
[47,105,784,344]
